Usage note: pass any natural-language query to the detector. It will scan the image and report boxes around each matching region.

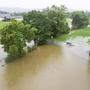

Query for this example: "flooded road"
[0,37,90,90]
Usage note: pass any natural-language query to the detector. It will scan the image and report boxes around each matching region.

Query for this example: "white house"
[0,13,23,21]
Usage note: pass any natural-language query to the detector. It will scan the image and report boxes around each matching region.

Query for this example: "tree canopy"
[71,11,89,29]
[0,5,70,61]
[23,5,70,45]
[0,20,37,59]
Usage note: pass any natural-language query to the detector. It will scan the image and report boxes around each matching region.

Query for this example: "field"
[55,27,90,42]
[0,21,10,29]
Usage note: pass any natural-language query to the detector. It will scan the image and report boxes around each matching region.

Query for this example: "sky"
[0,0,90,10]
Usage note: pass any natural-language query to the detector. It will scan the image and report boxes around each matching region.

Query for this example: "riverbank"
[54,27,90,43]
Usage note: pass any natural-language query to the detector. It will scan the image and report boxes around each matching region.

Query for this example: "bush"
[23,5,70,44]
[72,11,89,29]
[0,20,37,60]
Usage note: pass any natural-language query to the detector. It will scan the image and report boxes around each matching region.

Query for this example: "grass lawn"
[55,27,90,42]
[0,21,10,30]
[70,28,90,37]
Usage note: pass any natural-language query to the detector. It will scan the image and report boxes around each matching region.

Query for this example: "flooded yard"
[0,37,90,90]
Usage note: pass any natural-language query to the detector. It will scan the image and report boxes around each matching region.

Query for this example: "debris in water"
[1,64,5,67]
[66,41,74,46]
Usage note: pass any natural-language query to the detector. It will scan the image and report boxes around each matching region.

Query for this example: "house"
[0,13,11,21]
[0,13,23,21]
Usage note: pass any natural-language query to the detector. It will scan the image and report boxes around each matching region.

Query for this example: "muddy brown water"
[0,37,90,90]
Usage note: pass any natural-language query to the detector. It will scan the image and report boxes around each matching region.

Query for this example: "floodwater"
[0,37,90,90]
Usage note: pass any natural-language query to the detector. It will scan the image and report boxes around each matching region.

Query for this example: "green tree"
[23,5,70,44]
[72,11,89,29]
[44,5,69,37]
[0,20,37,59]
[23,10,51,45]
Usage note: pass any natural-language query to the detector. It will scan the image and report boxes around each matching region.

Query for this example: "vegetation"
[0,5,70,61]
[1,5,90,61]
[54,34,69,41]
[0,21,10,29]
[43,5,69,37]
[88,39,90,44]
[55,27,90,41]
[70,28,90,37]
[0,20,37,60]
[23,5,70,45]
[23,10,52,45]
[71,11,89,29]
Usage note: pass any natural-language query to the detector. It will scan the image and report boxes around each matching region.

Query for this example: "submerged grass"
[54,34,69,41]
[55,27,90,42]
[70,28,90,37]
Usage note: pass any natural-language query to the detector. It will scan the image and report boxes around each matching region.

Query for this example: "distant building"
[0,13,11,21]
[0,13,23,21]
[3,16,12,21]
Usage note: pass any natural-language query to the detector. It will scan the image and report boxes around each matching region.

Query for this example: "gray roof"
[0,14,23,19]
[0,14,11,18]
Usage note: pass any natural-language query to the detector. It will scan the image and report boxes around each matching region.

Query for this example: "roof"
[0,14,23,19]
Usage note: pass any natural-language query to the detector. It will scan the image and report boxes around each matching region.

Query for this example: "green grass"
[70,28,90,37]
[54,34,69,41]
[55,27,90,42]
[0,21,10,29]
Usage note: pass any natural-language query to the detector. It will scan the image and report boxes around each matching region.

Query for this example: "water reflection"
[0,45,62,90]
